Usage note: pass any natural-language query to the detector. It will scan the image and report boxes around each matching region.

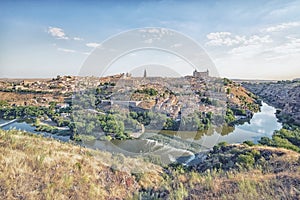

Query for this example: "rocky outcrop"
[243,80,300,126]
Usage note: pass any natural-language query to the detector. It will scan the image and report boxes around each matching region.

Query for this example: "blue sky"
[1,0,300,79]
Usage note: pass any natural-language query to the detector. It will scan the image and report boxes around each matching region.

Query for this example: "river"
[178,101,283,149]
[0,102,282,165]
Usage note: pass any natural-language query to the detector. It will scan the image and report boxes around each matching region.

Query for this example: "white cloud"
[139,28,171,44]
[73,37,83,41]
[227,35,300,60]
[86,43,101,48]
[57,48,76,53]
[244,35,272,45]
[271,36,300,54]
[48,27,69,40]
[261,22,300,32]
[82,52,91,55]
[206,24,300,79]
[48,27,84,41]
[146,28,160,34]
[206,32,272,47]
[139,28,170,35]
[229,44,263,58]
[206,32,238,46]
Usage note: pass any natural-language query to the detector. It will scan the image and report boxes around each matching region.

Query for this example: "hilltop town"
[0,70,259,112]
[0,70,260,139]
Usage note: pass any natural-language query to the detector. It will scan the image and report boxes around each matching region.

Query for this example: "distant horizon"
[0,72,299,81]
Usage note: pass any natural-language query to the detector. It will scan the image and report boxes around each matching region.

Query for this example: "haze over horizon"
[1,0,300,80]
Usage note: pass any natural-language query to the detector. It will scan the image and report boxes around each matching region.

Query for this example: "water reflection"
[150,102,281,148]
[196,102,282,148]
[1,121,70,142]
[0,102,282,164]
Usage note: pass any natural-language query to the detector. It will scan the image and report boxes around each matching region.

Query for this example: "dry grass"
[182,145,300,200]
[0,91,64,107]
[1,129,300,199]
[0,130,162,199]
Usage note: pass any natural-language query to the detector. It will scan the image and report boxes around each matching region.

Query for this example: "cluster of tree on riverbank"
[0,97,257,141]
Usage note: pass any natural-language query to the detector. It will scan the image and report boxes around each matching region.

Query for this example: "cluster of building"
[1,69,253,120]
[93,69,227,120]
[0,76,76,94]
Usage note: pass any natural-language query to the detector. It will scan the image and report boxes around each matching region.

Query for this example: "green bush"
[258,128,300,153]
[35,124,58,134]
[134,88,158,96]
[237,154,255,169]
[243,140,255,146]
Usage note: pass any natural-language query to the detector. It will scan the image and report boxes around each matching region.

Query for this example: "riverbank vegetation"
[259,128,300,153]
[242,80,300,155]
[0,98,258,141]
[34,123,59,134]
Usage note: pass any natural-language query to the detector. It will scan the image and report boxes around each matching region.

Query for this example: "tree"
[0,100,8,107]
[164,118,175,130]
[226,88,231,95]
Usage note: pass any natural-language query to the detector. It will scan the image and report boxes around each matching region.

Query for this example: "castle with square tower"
[193,69,209,78]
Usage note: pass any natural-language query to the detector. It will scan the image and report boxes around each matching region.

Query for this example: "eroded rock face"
[243,81,300,126]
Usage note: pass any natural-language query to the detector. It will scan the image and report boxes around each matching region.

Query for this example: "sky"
[1,0,300,80]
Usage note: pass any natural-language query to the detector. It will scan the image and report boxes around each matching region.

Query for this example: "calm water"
[1,121,70,142]
[195,102,282,148]
[0,102,282,164]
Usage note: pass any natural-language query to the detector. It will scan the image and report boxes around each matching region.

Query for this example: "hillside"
[1,129,299,199]
[0,74,261,140]
[0,129,162,200]
[243,80,300,127]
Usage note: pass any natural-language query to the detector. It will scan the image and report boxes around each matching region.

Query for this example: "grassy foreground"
[0,130,162,200]
[1,129,300,199]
